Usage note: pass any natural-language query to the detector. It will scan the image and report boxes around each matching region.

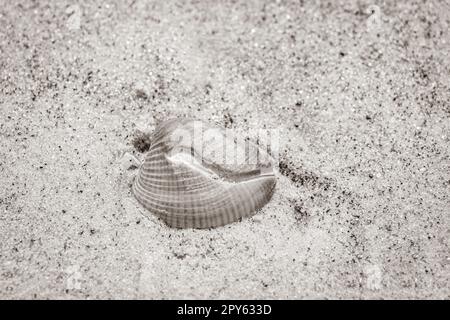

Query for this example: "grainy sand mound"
[0,0,449,299]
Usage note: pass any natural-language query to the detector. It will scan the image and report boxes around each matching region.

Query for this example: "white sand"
[0,0,449,299]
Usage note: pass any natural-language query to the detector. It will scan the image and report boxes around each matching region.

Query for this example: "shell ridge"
[132,118,277,228]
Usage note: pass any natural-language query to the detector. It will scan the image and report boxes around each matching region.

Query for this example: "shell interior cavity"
[133,118,277,228]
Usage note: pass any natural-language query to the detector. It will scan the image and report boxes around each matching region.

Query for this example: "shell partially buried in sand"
[133,118,276,228]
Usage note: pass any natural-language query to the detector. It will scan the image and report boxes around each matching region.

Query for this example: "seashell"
[132,118,276,229]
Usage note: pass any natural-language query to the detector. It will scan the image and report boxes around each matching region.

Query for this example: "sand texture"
[0,0,449,299]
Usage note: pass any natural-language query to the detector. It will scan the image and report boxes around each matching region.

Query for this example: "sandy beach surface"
[1,0,449,299]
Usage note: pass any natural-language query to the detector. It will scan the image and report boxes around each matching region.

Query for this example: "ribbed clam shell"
[133,118,276,228]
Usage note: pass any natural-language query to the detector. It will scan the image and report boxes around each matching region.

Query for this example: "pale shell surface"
[133,118,276,228]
